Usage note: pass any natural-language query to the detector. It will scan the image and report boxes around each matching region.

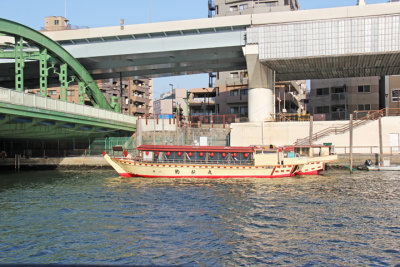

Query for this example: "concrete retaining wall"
[230,117,400,154]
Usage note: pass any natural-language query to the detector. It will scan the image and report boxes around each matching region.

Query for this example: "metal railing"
[142,114,237,128]
[354,108,400,120]
[335,146,400,155]
[107,154,254,166]
[295,109,384,145]
[273,113,311,122]
[0,88,137,125]
[187,114,237,128]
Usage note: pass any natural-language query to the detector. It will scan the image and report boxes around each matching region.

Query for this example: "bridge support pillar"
[78,82,86,105]
[15,37,25,92]
[243,44,274,122]
[39,49,48,97]
[59,63,68,101]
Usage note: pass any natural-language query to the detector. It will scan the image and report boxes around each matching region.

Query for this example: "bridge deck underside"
[265,53,400,81]
[83,46,247,80]
[0,103,135,139]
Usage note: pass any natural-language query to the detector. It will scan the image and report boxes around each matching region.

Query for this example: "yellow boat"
[103,145,337,179]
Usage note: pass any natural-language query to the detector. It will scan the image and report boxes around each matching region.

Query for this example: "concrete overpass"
[42,2,400,81]
[2,2,400,121]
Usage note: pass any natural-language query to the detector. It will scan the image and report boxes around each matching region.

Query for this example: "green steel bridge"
[0,87,136,139]
[0,18,136,140]
[0,18,137,156]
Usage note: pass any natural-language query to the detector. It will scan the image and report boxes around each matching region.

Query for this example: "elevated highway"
[47,2,400,81]
[2,2,400,122]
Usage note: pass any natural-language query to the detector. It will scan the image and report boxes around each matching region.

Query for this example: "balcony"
[331,93,346,102]
[131,106,147,115]
[226,95,248,104]
[131,95,149,105]
[189,97,215,105]
[132,86,147,94]
[224,77,248,86]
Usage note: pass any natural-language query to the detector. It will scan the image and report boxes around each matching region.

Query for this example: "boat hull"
[104,155,326,178]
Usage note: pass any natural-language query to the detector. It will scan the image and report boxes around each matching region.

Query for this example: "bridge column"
[15,37,25,92]
[243,44,274,122]
[39,49,48,97]
[78,82,86,105]
[59,63,68,101]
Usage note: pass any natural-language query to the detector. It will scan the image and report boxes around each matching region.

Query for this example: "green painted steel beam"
[78,82,86,105]
[0,102,136,132]
[0,18,113,110]
[39,49,48,96]
[0,120,128,139]
[59,63,68,101]
[15,37,24,92]
[0,114,12,126]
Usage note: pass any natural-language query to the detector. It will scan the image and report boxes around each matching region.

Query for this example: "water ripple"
[0,170,399,266]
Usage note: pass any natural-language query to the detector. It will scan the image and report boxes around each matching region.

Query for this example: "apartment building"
[208,0,304,120]
[36,16,153,117]
[309,77,380,120]
[154,88,189,117]
[43,16,69,31]
[27,77,153,116]
[209,0,299,17]
[188,88,216,116]
[309,76,400,120]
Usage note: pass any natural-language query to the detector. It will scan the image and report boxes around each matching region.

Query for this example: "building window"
[358,104,371,111]
[230,72,239,78]
[240,89,248,96]
[266,2,278,7]
[230,90,239,96]
[229,5,238,12]
[358,85,371,93]
[332,86,346,94]
[392,89,400,102]
[54,20,59,25]
[316,88,329,96]
[316,106,329,114]
[67,90,74,96]
[331,105,346,112]
[240,107,248,116]
[239,4,248,10]
[230,107,239,114]
[48,90,57,95]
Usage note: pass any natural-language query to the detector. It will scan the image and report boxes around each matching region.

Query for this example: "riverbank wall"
[230,116,400,154]
[2,154,400,171]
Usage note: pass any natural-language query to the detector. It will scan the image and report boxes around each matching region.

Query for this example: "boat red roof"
[137,145,255,153]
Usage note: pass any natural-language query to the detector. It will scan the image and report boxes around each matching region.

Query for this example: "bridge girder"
[0,18,114,111]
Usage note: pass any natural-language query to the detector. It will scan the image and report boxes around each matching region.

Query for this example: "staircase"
[294,109,385,145]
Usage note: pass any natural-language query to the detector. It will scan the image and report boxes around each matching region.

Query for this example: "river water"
[0,169,399,266]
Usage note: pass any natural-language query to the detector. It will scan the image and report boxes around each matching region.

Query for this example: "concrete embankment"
[331,154,400,170]
[0,156,111,170]
[1,154,400,171]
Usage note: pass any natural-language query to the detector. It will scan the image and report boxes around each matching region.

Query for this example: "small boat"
[358,158,400,171]
[367,165,400,171]
[103,144,337,179]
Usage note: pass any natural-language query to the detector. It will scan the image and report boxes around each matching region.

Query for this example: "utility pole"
[349,114,354,174]
[379,117,383,166]
[149,0,152,22]
[357,0,366,6]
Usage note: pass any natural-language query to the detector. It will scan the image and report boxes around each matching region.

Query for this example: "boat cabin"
[135,144,334,166]
[137,145,254,165]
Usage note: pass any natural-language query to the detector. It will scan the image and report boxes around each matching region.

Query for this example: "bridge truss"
[0,18,115,111]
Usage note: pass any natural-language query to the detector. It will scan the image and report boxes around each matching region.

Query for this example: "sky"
[0,0,392,98]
